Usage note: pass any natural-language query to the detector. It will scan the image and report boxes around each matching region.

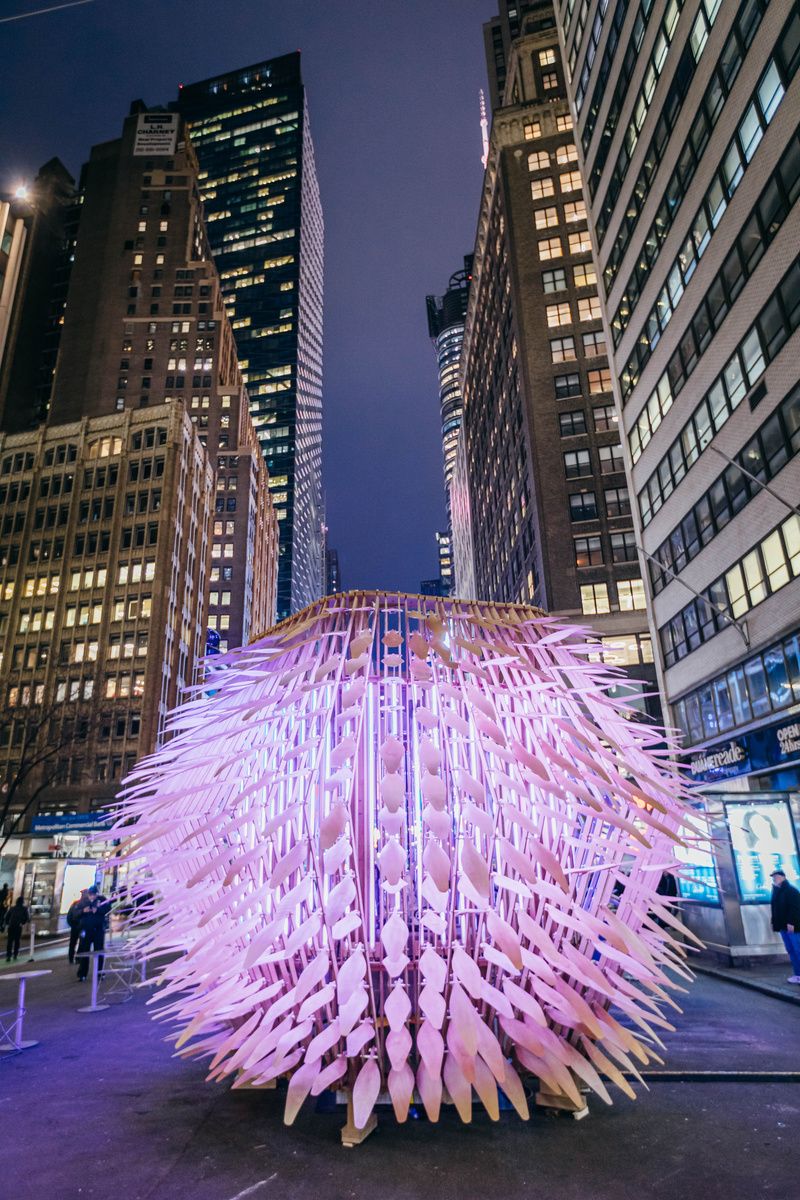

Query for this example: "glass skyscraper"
[179,52,324,620]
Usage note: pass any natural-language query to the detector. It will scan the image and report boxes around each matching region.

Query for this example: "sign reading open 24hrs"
[133,112,178,157]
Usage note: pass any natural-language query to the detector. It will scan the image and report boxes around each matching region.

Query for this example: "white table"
[0,969,51,1052]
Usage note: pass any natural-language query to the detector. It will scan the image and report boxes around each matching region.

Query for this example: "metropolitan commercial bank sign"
[133,112,178,157]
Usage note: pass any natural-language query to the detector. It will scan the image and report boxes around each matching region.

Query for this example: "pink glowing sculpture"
[115,592,700,1133]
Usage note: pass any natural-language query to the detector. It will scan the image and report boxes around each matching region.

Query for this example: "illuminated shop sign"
[686,714,800,784]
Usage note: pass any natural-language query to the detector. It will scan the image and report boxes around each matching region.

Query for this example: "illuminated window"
[588,367,611,393]
[547,302,572,328]
[617,578,646,610]
[528,151,550,171]
[524,120,542,140]
[556,144,578,164]
[556,114,573,131]
[564,200,587,223]
[560,171,582,193]
[580,583,610,614]
[569,231,592,253]
[538,236,562,260]
[542,71,559,90]
[534,206,559,230]
[573,262,596,288]
[577,296,602,321]
[539,48,557,66]
[531,177,555,200]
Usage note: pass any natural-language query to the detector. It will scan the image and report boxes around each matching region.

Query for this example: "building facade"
[0,159,77,433]
[557,0,800,958]
[0,108,278,898]
[462,4,658,712]
[426,256,473,538]
[178,53,324,621]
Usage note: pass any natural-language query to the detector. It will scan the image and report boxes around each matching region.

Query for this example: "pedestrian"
[5,897,29,962]
[770,868,800,984]
[66,889,89,964]
[76,886,113,982]
[0,883,9,931]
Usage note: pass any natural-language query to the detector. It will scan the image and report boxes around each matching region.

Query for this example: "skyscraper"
[556,0,800,956]
[0,159,77,433]
[426,256,472,539]
[178,53,324,620]
[0,107,278,849]
[461,3,658,714]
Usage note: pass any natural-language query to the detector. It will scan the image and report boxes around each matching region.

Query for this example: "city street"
[1,956,797,1200]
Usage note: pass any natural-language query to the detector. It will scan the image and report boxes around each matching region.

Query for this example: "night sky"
[0,0,491,593]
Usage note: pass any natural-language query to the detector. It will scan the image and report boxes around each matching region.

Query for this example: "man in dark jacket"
[76,886,113,982]
[0,883,10,931]
[5,897,29,962]
[66,889,89,964]
[770,869,800,983]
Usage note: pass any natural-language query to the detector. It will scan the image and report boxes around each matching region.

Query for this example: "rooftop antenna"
[479,89,489,169]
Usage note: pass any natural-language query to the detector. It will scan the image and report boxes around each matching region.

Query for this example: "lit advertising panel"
[725,800,800,902]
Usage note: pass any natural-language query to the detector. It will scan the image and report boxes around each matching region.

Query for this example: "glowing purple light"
[115,592,699,1129]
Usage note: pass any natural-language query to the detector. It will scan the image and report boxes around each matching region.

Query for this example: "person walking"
[5,897,29,962]
[0,884,10,932]
[770,868,800,984]
[75,886,112,982]
[66,889,89,965]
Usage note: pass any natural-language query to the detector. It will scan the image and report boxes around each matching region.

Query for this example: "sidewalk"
[694,957,800,1006]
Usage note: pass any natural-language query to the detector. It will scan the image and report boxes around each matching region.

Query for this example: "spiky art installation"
[115,592,700,1135]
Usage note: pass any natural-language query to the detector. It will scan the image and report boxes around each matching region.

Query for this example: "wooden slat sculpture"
[114,591,701,1131]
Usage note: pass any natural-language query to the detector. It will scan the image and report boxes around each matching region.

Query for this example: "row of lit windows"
[673,627,800,747]
[580,577,646,615]
[538,230,592,260]
[555,368,612,399]
[572,0,612,113]
[597,0,724,246]
[600,0,771,283]
[629,139,800,465]
[587,0,684,198]
[649,383,800,596]
[661,513,800,668]
[546,297,602,327]
[528,143,578,173]
[531,171,583,201]
[578,0,632,140]
[581,0,657,164]
[523,112,573,141]
[639,255,800,528]
[617,51,796,383]
[550,330,606,362]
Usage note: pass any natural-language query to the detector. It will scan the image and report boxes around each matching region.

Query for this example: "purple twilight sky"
[0,0,492,593]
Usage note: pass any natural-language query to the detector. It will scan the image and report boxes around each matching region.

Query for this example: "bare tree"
[0,706,93,855]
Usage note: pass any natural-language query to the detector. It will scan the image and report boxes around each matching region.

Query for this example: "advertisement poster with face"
[725,800,800,902]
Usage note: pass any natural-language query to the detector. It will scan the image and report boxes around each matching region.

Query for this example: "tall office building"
[461,4,658,712]
[178,53,324,620]
[557,0,800,958]
[426,256,473,537]
[0,159,77,433]
[0,107,278,839]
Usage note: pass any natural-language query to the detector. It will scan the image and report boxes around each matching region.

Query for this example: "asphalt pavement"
[0,955,797,1200]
